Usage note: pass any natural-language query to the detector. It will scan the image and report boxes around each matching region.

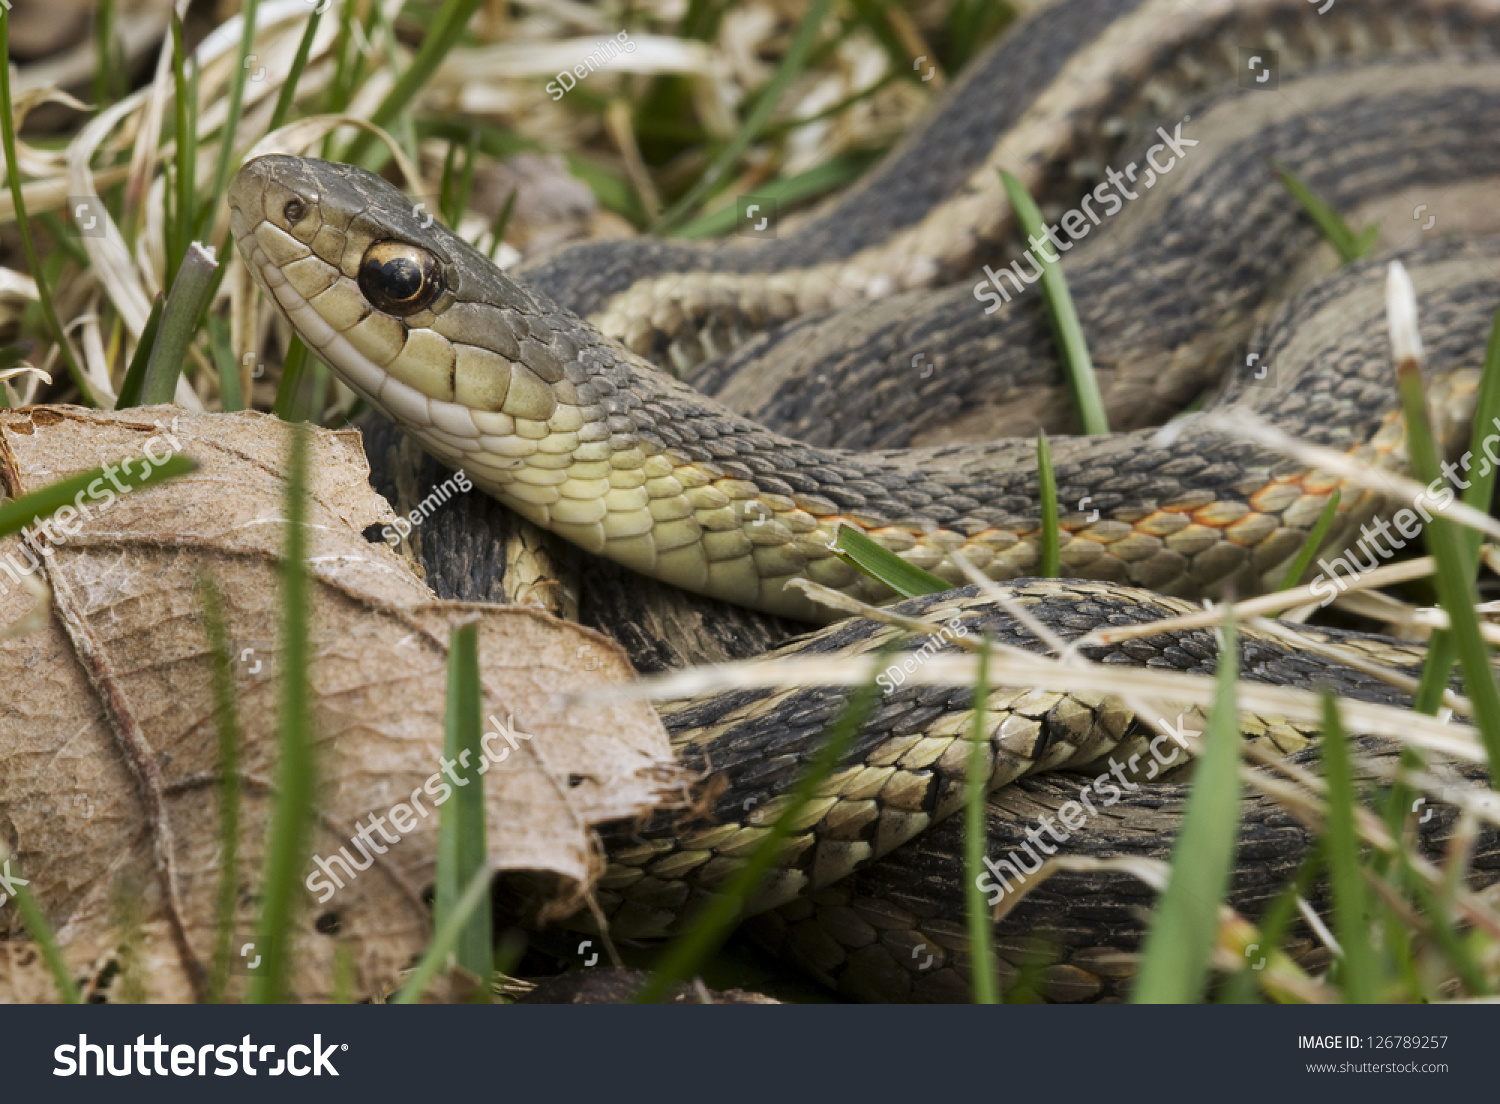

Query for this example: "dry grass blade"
[580,647,1482,764]
[1083,558,1437,646]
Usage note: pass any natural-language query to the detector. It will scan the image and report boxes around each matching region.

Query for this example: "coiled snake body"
[230,0,1500,1000]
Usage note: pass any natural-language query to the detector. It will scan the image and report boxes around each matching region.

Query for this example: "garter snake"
[229,0,1500,1000]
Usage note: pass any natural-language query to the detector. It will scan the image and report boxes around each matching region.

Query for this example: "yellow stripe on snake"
[231,0,1500,1001]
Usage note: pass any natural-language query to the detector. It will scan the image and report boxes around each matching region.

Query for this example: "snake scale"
[229,0,1500,1001]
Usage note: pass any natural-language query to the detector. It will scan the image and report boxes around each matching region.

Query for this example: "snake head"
[228,155,593,485]
[228,155,835,619]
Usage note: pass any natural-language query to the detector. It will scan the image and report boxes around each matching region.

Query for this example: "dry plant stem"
[947,554,1346,915]
[1248,615,1469,719]
[787,577,984,646]
[592,648,1481,761]
[947,547,1224,753]
[43,567,206,998]
[1083,557,1438,647]
[883,3,945,88]
[1296,897,1342,958]
[801,565,1197,759]
[1332,587,1437,631]
[995,854,1329,1002]
[1359,867,1435,944]
[579,894,624,969]
[605,99,660,221]
[1443,811,1482,902]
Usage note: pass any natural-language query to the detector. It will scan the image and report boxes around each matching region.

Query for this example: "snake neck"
[339,237,1487,625]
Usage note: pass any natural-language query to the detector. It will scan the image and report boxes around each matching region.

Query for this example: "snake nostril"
[283,197,306,224]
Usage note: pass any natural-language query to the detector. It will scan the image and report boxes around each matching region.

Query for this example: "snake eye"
[283,198,306,224]
[358,240,444,317]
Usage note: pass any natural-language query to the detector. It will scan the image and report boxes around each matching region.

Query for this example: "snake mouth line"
[229,201,503,482]
[229,213,385,409]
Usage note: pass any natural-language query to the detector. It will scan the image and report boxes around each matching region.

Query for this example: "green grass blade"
[1317,692,1377,1002]
[206,313,243,413]
[1396,353,1500,769]
[654,0,835,232]
[338,2,381,119]
[93,0,125,109]
[1132,612,1243,1003]
[5,872,82,1003]
[964,636,999,1003]
[416,118,644,225]
[846,0,923,79]
[392,864,493,1004]
[434,620,492,986]
[37,210,90,269]
[163,162,176,276]
[1387,302,1500,746]
[0,10,94,406]
[196,574,244,1004]
[1384,302,1500,867]
[198,0,260,241]
[1395,849,1488,996]
[0,454,195,539]
[114,293,164,409]
[439,139,459,226]
[486,188,518,261]
[341,0,488,166]
[635,653,887,1002]
[370,0,419,167]
[1272,161,1377,265]
[757,78,899,139]
[267,5,324,134]
[945,0,1013,70]
[196,0,315,340]
[247,423,316,1003]
[673,152,879,239]
[323,0,361,119]
[141,243,217,406]
[832,524,948,598]
[168,13,197,293]
[1036,432,1059,577]
[1274,488,1340,593]
[1218,844,1322,1004]
[271,338,312,421]
[440,129,479,231]
[1461,304,1500,563]
[331,944,357,1004]
[999,171,1108,434]
[1378,633,1450,879]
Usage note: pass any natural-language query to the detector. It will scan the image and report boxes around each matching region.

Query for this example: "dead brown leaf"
[0,404,680,1002]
